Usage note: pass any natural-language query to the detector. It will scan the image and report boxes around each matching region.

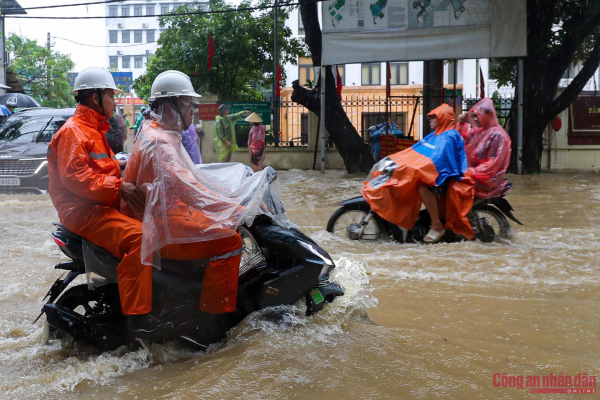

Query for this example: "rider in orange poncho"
[362,104,475,242]
[456,98,512,199]
[122,71,244,316]
[47,68,152,320]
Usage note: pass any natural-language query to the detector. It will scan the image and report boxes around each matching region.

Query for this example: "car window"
[37,118,67,142]
[0,115,53,144]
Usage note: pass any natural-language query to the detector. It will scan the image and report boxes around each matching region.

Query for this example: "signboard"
[115,97,145,105]
[67,72,78,86]
[111,72,133,86]
[198,104,220,120]
[223,101,271,125]
[66,72,133,89]
[568,94,600,145]
[321,0,526,64]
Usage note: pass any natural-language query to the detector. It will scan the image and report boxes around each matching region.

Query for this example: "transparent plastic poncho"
[457,98,512,199]
[122,101,290,268]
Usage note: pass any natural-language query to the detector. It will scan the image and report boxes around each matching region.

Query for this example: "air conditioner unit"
[145,50,152,55]
[117,51,123,55]
[142,23,148,28]
[117,23,124,28]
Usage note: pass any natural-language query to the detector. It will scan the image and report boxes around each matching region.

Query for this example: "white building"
[104,0,207,88]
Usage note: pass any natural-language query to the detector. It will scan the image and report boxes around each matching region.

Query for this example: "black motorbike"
[38,216,343,351]
[327,182,522,243]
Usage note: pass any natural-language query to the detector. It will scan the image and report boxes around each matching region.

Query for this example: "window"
[0,116,53,143]
[134,5,142,16]
[109,56,118,68]
[173,3,183,10]
[147,30,155,43]
[362,63,380,85]
[134,56,143,68]
[109,6,118,17]
[109,30,118,43]
[447,61,456,85]
[161,4,169,14]
[146,5,155,15]
[336,65,345,86]
[298,12,305,35]
[38,119,66,143]
[122,30,130,43]
[134,30,143,43]
[298,57,315,86]
[122,56,131,69]
[121,6,130,16]
[389,62,408,85]
[300,113,309,144]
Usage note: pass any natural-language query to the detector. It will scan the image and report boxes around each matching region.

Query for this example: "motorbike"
[37,170,343,351]
[327,182,522,243]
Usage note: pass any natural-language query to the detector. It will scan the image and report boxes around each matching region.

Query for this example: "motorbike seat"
[83,239,207,294]
[53,223,209,284]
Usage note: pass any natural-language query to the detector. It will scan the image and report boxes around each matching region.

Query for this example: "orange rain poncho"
[362,104,475,239]
[47,105,154,315]
[456,98,512,199]
[123,96,287,315]
[122,113,246,313]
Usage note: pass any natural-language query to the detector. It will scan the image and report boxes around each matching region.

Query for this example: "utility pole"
[517,58,524,175]
[0,15,6,89]
[47,33,51,88]
[273,0,279,146]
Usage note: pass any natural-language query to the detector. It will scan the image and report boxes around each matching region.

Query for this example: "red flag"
[386,62,391,97]
[276,64,282,98]
[335,65,343,99]
[208,34,214,71]
[479,66,485,98]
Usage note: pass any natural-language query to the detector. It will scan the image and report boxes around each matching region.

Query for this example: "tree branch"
[550,33,600,117]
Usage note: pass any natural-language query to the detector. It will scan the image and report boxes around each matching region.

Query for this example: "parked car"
[0,108,75,193]
[0,107,130,194]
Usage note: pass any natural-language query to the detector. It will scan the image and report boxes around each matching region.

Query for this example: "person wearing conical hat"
[246,112,266,172]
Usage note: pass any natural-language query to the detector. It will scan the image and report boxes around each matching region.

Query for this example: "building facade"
[104,0,207,88]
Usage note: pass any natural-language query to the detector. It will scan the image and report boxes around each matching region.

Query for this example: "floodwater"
[0,170,599,399]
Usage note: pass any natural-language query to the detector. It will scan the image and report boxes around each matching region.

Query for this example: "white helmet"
[72,67,122,94]
[150,70,201,100]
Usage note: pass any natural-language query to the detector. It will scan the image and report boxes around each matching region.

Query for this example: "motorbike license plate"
[310,289,324,305]
[0,178,20,186]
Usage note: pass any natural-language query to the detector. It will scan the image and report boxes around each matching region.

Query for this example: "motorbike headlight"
[298,240,335,268]
[239,226,266,276]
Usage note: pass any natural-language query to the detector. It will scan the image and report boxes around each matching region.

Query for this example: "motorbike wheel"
[474,207,512,242]
[48,284,122,340]
[327,206,383,240]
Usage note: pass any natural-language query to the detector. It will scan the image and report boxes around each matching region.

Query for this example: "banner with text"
[321,0,526,64]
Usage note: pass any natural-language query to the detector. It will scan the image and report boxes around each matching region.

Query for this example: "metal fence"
[277,94,514,146]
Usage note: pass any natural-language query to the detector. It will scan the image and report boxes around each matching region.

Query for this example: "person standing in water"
[246,112,266,172]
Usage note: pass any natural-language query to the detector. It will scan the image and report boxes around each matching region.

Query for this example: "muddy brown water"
[0,170,598,399]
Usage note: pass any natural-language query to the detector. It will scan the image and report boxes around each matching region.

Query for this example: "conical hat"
[245,112,263,123]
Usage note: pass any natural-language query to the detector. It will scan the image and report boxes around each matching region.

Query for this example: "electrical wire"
[53,36,154,48]
[3,1,307,19]
[0,0,125,12]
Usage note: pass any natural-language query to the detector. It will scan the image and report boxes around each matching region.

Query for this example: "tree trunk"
[293,0,375,174]
[292,68,375,173]
[517,0,600,173]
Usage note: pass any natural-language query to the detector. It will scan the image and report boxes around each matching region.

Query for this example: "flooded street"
[0,170,599,399]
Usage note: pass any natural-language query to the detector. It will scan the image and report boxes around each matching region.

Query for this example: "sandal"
[424,228,446,244]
